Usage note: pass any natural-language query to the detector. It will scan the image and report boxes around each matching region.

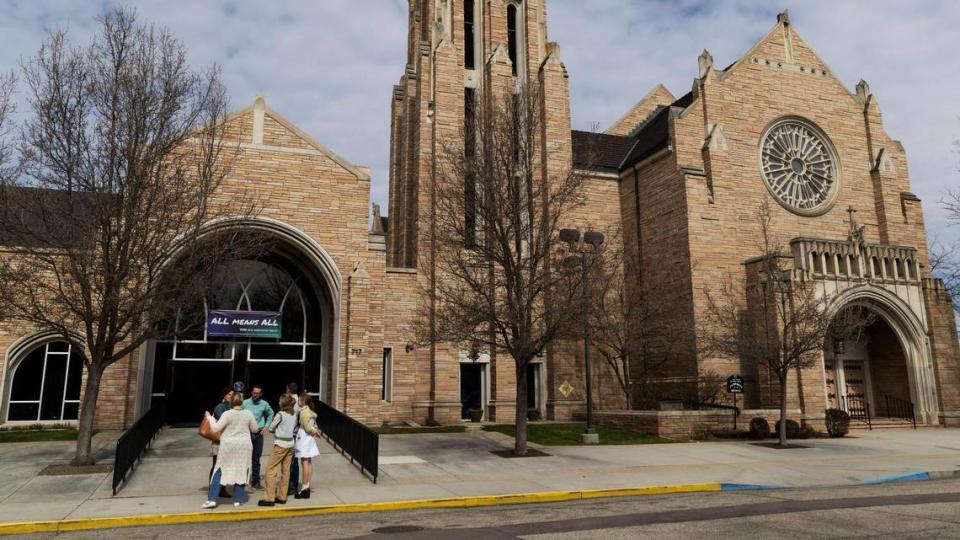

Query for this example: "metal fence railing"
[840,395,871,430]
[314,400,378,483]
[883,394,917,429]
[112,400,166,495]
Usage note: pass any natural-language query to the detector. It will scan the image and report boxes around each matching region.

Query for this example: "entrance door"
[167,361,232,425]
[460,363,484,420]
[526,362,542,416]
[149,257,327,423]
[245,361,305,413]
[843,361,867,401]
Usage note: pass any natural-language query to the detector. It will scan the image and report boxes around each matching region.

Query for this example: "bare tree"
[0,8,261,465]
[930,237,960,312]
[0,71,15,185]
[417,81,585,455]
[585,228,675,408]
[933,140,960,307]
[702,202,872,446]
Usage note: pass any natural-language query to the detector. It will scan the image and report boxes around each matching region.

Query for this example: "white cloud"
[1,0,957,242]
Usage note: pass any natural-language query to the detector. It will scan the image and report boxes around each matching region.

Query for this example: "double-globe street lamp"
[560,228,604,444]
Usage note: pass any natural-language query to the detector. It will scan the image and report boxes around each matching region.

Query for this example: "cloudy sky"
[1,0,958,241]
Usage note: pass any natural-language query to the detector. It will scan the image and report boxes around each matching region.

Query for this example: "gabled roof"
[697,11,855,105]
[606,84,676,137]
[225,96,370,181]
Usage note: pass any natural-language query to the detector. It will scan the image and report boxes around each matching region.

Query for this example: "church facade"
[1,3,958,431]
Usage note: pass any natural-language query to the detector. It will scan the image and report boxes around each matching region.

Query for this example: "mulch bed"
[38,463,113,476]
[490,448,551,458]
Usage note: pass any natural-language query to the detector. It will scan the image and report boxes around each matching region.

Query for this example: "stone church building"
[1,3,958,432]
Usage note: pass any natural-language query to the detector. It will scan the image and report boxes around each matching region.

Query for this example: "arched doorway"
[824,287,939,424]
[140,219,341,425]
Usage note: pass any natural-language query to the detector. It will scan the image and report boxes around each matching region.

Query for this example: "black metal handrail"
[314,400,378,483]
[883,394,917,429]
[840,395,871,430]
[112,400,166,495]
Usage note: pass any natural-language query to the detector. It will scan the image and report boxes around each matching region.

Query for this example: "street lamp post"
[560,228,604,445]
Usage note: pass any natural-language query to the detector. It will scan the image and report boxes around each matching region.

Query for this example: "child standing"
[293,393,321,499]
[257,394,297,506]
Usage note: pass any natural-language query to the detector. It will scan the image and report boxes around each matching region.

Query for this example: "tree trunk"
[778,370,788,447]
[73,362,106,466]
[514,362,528,456]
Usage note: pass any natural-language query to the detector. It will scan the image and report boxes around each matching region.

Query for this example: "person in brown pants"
[258,394,297,506]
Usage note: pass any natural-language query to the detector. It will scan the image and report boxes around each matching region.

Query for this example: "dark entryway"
[151,257,325,425]
[167,360,232,424]
[460,363,484,420]
[526,363,539,411]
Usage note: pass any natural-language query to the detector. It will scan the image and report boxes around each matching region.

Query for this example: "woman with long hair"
[293,392,320,499]
[202,392,258,509]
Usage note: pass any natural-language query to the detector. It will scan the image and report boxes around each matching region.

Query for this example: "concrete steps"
[850,417,916,429]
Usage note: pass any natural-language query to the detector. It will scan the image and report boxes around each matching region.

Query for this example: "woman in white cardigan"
[203,392,258,509]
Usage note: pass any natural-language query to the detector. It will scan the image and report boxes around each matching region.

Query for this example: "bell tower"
[385,0,572,424]
[386,0,570,268]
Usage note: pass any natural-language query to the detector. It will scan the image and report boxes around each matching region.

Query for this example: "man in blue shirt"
[243,384,274,489]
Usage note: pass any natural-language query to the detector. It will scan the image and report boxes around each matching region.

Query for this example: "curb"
[860,469,960,485]
[0,483,722,536]
[2,472,957,536]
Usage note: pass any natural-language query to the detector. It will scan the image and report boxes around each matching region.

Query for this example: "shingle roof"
[671,91,694,109]
[571,131,636,173]
[620,106,671,170]
[572,105,673,174]
[0,186,96,248]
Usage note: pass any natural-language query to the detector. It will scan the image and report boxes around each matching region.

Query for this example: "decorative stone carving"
[760,117,840,216]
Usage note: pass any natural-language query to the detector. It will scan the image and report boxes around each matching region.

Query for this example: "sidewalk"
[1,426,959,527]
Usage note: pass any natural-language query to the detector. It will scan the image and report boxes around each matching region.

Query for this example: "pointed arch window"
[464,0,476,70]
[464,87,478,246]
[170,259,322,363]
[506,2,524,77]
[6,341,83,422]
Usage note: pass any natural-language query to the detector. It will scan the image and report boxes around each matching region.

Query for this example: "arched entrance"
[824,287,938,424]
[138,218,341,425]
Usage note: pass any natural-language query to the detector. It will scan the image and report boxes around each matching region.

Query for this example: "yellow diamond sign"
[558,381,574,398]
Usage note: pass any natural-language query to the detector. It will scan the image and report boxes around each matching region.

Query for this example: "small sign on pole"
[727,375,744,430]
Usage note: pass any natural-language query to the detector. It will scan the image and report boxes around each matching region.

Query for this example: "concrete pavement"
[1,426,959,528]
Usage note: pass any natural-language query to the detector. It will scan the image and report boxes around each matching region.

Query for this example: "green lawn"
[0,429,78,443]
[483,422,672,446]
[373,425,468,435]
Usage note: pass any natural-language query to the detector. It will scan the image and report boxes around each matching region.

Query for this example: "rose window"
[760,118,839,215]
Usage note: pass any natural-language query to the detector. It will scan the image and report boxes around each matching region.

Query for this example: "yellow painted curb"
[0,482,723,536]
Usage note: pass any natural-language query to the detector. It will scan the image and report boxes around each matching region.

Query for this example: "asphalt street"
[17,477,960,539]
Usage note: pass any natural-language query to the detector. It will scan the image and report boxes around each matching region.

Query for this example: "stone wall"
[924,279,960,426]
[594,408,801,440]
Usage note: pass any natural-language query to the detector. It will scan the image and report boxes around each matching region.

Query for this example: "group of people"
[202,381,322,509]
